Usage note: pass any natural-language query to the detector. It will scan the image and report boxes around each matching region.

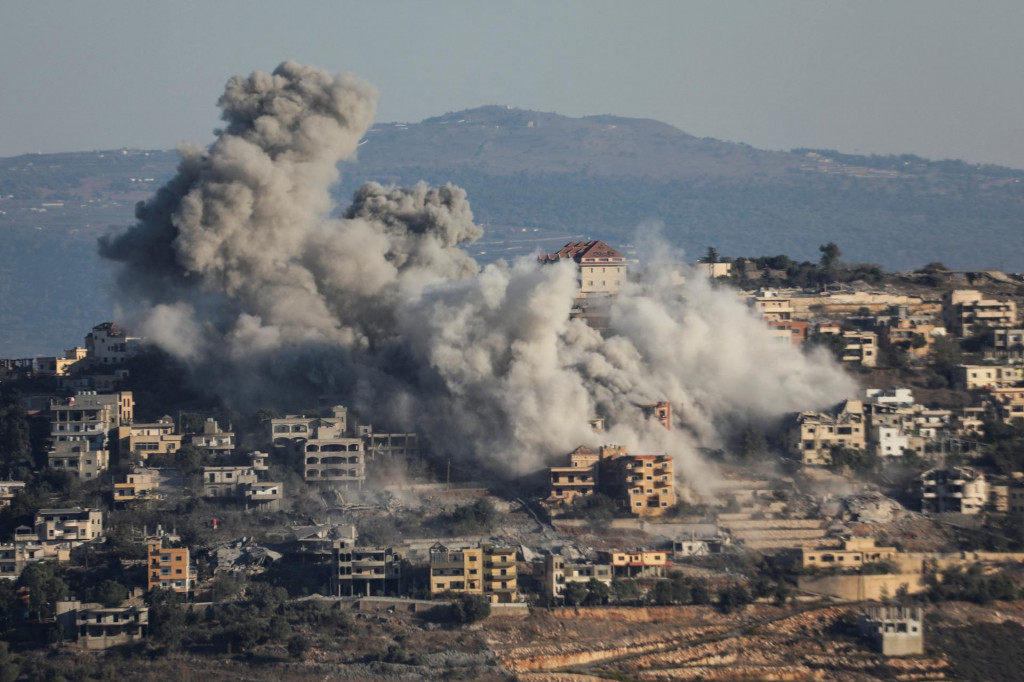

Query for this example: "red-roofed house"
[539,240,627,297]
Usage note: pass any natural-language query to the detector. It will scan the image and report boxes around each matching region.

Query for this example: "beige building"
[333,533,400,597]
[802,537,898,570]
[429,542,518,603]
[545,444,676,516]
[188,418,235,458]
[0,481,25,509]
[35,508,103,544]
[944,290,1018,337]
[596,549,669,578]
[539,554,612,601]
[919,467,988,514]
[749,289,794,322]
[117,416,181,463]
[879,319,946,359]
[49,391,134,478]
[85,322,141,366]
[859,605,924,656]
[954,364,1024,390]
[0,542,46,580]
[113,468,160,504]
[793,400,867,466]
[841,331,878,367]
[993,328,1024,359]
[272,407,366,488]
[202,465,258,498]
[66,604,148,650]
[539,240,627,298]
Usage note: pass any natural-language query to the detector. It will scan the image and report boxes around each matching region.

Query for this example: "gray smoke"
[100,61,855,485]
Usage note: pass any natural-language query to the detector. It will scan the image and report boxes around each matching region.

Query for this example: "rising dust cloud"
[99,61,854,483]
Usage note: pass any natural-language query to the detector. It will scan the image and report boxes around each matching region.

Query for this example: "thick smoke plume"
[100,61,854,485]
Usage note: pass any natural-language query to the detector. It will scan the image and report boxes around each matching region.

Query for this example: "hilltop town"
[1,239,1023,679]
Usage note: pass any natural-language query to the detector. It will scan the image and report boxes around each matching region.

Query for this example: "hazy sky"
[3,1,1023,167]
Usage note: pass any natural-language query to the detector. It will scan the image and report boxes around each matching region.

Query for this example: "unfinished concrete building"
[792,400,866,466]
[943,289,1018,337]
[545,444,676,517]
[919,466,989,514]
[538,553,612,601]
[429,542,518,603]
[858,605,924,656]
[48,391,134,478]
[332,534,400,597]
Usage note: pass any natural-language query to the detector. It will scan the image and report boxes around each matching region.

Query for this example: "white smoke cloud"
[100,61,855,483]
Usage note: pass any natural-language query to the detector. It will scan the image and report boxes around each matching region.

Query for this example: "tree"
[611,578,641,604]
[17,563,68,621]
[90,580,128,607]
[703,246,719,263]
[450,593,490,623]
[563,581,588,607]
[583,578,610,606]
[147,588,185,651]
[0,391,32,475]
[0,642,19,682]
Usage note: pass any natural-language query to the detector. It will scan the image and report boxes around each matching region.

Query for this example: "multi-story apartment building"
[841,331,878,367]
[919,467,988,514]
[112,468,160,504]
[0,542,46,580]
[0,481,25,508]
[954,364,1024,390]
[202,465,258,498]
[993,328,1024,359]
[429,542,519,603]
[748,288,794,323]
[332,534,400,596]
[792,399,867,466]
[858,605,924,656]
[35,508,103,544]
[272,407,366,487]
[547,445,602,506]
[539,553,612,601]
[64,604,149,650]
[187,418,235,458]
[538,240,627,298]
[546,444,676,516]
[116,416,181,463]
[147,541,191,593]
[49,391,134,478]
[596,549,668,578]
[878,318,945,359]
[943,290,1018,337]
[85,322,140,365]
[989,387,1024,422]
[600,453,676,516]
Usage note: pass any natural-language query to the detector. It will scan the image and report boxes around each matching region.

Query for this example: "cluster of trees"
[923,564,1019,604]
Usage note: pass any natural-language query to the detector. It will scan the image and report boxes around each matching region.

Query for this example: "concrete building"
[841,331,878,367]
[242,481,284,511]
[539,553,612,601]
[429,542,518,603]
[202,465,258,498]
[987,387,1024,422]
[546,444,676,516]
[85,322,140,365]
[858,605,924,656]
[769,320,809,345]
[954,364,1024,390]
[0,480,26,508]
[116,416,181,463]
[57,601,148,650]
[919,467,988,514]
[749,289,794,322]
[596,549,668,578]
[864,387,915,407]
[539,240,627,298]
[802,537,898,570]
[49,391,134,478]
[187,418,235,458]
[993,328,1024,359]
[639,401,672,430]
[793,400,867,466]
[272,407,366,488]
[147,541,191,593]
[879,318,946,359]
[112,468,160,504]
[943,290,1018,337]
[35,508,103,544]
[600,453,676,516]
[333,534,400,597]
[0,542,46,579]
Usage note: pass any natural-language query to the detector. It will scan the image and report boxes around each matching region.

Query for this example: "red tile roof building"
[539,240,627,297]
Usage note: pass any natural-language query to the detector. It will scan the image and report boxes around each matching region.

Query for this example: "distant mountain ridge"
[2,106,1024,355]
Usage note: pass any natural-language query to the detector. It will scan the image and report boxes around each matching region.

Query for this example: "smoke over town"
[99,61,854,482]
